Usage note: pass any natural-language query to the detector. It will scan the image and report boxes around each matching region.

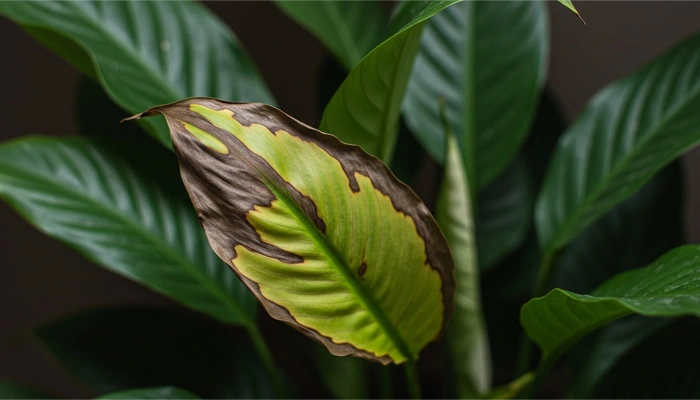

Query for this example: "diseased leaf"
[403,0,549,188]
[275,1,386,71]
[437,131,491,396]
[0,137,256,326]
[97,387,200,400]
[0,0,274,145]
[536,33,700,255]
[127,98,455,364]
[319,0,461,164]
[35,307,275,399]
[521,245,700,366]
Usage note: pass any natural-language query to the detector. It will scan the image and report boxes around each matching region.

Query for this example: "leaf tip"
[120,113,144,123]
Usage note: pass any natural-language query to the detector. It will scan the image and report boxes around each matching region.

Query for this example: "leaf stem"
[532,251,558,298]
[246,324,285,397]
[404,359,421,399]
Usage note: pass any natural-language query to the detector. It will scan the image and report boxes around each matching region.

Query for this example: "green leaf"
[35,307,275,398]
[403,0,549,189]
[521,245,700,365]
[436,131,490,396]
[556,0,586,25]
[314,346,369,399]
[0,381,55,399]
[0,0,274,146]
[585,317,700,398]
[567,316,673,398]
[319,0,461,164]
[476,158,534,270]
[127,98,455,364]
[275,1,386,71]
[0,136,256,326]
[535,32,700,255]
[97,387,199,399]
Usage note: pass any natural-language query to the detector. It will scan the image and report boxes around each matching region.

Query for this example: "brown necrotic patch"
[357,262,367,282]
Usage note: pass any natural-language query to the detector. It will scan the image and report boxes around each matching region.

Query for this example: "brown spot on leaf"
[357,262,367,281]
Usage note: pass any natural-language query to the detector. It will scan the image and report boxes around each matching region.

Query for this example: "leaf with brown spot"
[126,97,455,364]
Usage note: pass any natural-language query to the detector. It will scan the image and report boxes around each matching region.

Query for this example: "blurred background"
[2,1,700,397]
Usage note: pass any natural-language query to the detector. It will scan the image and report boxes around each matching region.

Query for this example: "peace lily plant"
[1,0,700,399]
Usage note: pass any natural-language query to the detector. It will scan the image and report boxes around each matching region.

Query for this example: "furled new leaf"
[97,387,200,400]
[437,131,491,396]
[319,0,461,163]
[275,1,386,71]
[521,245,700,365]
[127,98,455,364]
[403,0,548,189]
[0,0,274,145]
[0,137,256,326]
[536,33,700,255]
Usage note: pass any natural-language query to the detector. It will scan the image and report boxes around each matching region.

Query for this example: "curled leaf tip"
[578,13,587,26]
[121,113,144,123]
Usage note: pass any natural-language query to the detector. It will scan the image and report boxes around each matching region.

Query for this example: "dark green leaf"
[436,131,490,396]
[476,158,534,270]
[314,347,369,399]
[128,98,455,364]
[35,307,274,399]
[521,245,700,365]
[536,32,700,255]
[0,0,274,145]
[0,381,55,399]
[319,0,461,163]
[275,1,386,71]
[403,0,548,189]
[97,387,199,400]
[0,137,256,326]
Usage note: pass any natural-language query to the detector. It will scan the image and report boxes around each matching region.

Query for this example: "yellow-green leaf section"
[127,98,455,364]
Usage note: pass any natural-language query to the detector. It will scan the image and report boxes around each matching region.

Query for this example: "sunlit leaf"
[127,98,455,364]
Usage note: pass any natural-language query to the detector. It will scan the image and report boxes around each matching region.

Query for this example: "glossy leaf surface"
[35,307,274,398]
[275,1,386,70]
[129,98,455,364]
[436,132,490,396]
[0,0,273,145]
[521,245,700,363]
[403,0,548,188]
[319,0,461,163]
[97,387,199,400]
[0,137,256,326]
[536,33,700,254]
[477,158,534,270]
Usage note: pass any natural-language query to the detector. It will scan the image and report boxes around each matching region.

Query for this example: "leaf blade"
[0,0,274,145]
[97,387,200,400]
[131,98,455,364]
[274,1,386,70]
[403,0,549,188]
[521,245,700,363]
[0,136,256,326]
[536,33,700,254]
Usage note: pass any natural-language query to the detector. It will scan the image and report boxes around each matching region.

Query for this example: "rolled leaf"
[403,0,549,189]
[275,1,386,70]
[521,245,700,365]
[0,0,274,145]
[97,387,200,400]
[437,131,491,396]
[319,0,461,163]
[0,137,256,326]
[127,98,455,364]
[536,33,700,255]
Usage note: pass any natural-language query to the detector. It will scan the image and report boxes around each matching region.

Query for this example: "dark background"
[2,1,700,397]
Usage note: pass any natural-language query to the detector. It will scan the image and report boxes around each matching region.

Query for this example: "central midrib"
[265,182,414,362]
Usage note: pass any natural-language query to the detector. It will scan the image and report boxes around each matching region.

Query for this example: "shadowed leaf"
[127,97,455,364]
[97,387,200,400]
